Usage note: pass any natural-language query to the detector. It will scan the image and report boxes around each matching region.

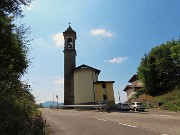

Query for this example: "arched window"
[67,38,73,49]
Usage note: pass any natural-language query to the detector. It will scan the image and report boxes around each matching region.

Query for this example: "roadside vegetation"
[136,39,180,111]
[154,88,180,111]
[0,0,46,134]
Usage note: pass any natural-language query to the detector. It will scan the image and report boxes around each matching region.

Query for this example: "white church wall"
[74,69,97,104]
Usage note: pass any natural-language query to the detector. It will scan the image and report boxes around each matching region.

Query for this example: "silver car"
[130,102,144,111]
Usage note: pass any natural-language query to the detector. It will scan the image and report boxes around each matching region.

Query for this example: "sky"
[20,0,180,104]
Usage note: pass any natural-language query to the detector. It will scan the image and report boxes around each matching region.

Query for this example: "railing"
[57,104,107,110]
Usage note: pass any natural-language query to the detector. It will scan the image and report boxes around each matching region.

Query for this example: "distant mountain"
[41,101,64,107]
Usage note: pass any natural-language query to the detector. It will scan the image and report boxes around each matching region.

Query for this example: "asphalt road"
[42,109,180,135]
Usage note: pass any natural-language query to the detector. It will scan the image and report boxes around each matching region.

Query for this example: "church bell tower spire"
[63,24,77,105]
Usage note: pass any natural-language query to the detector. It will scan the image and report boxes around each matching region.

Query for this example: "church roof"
[63,25,77,39]
[75,64,101,75]
[64,26,76,33]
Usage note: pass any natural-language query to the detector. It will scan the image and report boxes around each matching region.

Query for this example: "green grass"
[153,88,180,111]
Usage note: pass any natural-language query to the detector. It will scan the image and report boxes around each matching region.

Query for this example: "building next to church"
[74,64,115,107]
[63,25,115,108]
[123,74,144,101]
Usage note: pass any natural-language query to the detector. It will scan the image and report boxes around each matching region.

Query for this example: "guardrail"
[57,104,107,110]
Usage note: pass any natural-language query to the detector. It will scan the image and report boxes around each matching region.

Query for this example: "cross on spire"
[68,22,71,26]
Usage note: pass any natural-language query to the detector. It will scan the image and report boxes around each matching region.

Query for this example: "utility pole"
[118,92,121,103]
[56,95,58,108]
[53,94,54,108]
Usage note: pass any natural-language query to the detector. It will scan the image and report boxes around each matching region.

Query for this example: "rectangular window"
[103,94,108,100]
[102,83,106,89]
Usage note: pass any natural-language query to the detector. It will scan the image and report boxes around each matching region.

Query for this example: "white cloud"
[105,57,128,64]
[90,28,113,37]
[54,77,64,84]
[34,38,51,48]
[52,33,64,47]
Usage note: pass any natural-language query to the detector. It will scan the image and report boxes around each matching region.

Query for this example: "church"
[63,25,115,108]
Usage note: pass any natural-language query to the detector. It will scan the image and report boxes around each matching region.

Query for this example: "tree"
[0,0,45,134]
[0,0,32,79]
[0,0,31,17]
[0,15,29,80]
[137,39,180,96]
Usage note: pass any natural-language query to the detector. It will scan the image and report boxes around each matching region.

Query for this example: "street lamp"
[118,92,121,103]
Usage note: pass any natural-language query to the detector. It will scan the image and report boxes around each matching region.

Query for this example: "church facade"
[63,25,115,107]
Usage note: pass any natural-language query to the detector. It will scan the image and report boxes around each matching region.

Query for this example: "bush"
[0,82,46,135]
[154,89,180,111]
[135,88,147,98]
[161,101,180,111]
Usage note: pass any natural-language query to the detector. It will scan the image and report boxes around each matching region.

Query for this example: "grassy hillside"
[132,88,180,112]
[153,88,180,111]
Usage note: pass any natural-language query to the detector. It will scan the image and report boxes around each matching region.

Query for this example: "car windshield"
[137,103,143,105]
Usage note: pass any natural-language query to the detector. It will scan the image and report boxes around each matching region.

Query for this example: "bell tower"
[63,24,77,105]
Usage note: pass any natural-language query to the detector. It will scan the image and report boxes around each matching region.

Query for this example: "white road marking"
[89,118,137,128]
[118,123,136,128]
[97,119,107,122]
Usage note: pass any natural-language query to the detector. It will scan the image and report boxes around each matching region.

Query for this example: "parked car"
[116,103,130,111]
[96,101,107,110]
[130,102,144,111]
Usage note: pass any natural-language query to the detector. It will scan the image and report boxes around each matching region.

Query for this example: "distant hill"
[41,101,64,107]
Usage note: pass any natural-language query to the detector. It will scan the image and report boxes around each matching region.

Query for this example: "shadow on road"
[107,110,149,114]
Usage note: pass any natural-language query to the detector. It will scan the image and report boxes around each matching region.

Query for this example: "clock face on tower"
[67,38,73,49]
